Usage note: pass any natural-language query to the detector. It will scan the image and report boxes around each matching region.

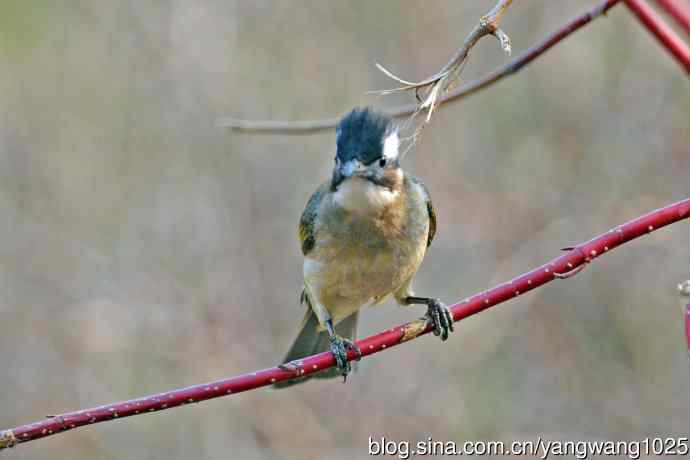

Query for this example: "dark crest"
[335,107,392,165]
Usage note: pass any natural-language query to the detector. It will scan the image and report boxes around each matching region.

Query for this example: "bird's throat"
[333,177,399,214]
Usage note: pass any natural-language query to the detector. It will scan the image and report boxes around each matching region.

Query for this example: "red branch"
[685,301,690,363]
[1,197,689,450]
[625,0,690,73]
[656,0,690,35]
[219,0,623,134]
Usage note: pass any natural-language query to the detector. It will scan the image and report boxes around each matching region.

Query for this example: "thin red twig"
[1,197,689,450]
[218,0,622,134]
[656,0,690,35]
[625,0,690,73]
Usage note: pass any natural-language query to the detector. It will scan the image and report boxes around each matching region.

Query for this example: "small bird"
[275,107,453,387]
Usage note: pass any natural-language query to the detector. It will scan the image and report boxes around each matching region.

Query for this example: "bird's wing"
[409,175,436,248]
[298,182,329,255]
[426,195,437,248]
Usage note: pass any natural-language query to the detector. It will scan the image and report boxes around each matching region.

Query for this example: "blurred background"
[0,1,688,459]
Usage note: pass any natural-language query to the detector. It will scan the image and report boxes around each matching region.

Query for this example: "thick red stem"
[685,301,690,363]
[625,0,690,73]
[1,197,689,450]
[656,0,690,35]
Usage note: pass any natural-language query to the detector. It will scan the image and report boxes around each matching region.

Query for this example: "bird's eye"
[378,157,387,168]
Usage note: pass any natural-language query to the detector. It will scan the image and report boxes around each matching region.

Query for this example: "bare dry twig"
[217,0,623,134]
[373,0,513,122]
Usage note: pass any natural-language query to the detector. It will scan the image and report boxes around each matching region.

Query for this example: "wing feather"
[426,196,437,247]
[408,175,437,248]
[298,183,328,255]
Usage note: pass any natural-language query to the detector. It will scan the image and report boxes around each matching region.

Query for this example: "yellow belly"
[302,173,432,327]
[304,239,426,326]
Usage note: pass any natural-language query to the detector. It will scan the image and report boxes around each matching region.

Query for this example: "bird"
[275,107,453,387]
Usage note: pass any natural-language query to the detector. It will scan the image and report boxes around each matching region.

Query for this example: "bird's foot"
[425,299,454,341]
[329,336,361,382]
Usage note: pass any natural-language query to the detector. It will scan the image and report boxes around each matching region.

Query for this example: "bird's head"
[330,107,403,212]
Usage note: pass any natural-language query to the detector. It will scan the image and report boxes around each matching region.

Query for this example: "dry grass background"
[0,1,688,459]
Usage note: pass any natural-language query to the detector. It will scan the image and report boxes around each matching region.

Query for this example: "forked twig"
[373,0,514,121]
[218,0,623,134]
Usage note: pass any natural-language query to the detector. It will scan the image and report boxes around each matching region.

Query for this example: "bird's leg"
[401,296,454,341]
[326,319,361,382]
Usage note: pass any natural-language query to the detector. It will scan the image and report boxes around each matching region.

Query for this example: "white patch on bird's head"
[333,175,401,214]
[383,130,400,161]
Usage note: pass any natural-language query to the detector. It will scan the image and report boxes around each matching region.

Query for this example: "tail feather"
[273,308,358,389]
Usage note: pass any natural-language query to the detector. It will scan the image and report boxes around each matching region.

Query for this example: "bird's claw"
[426,299,454,341]
[329,336,361,382]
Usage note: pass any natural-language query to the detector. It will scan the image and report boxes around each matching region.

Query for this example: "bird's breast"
[304,188,429,323]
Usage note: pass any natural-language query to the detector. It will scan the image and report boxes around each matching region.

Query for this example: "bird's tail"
[273,303,358,389]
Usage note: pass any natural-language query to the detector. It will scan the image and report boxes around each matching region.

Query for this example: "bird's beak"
[332,159,364,189]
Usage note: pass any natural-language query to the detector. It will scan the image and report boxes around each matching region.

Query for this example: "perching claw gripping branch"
[1,197,689,450]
